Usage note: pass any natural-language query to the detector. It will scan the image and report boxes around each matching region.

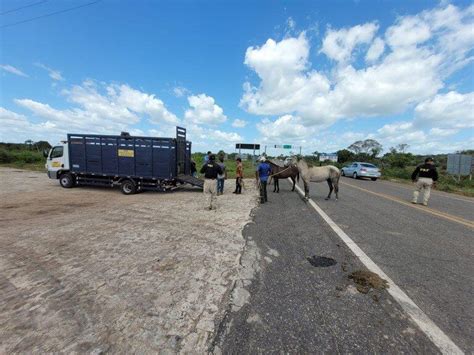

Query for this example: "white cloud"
[173,86,190,97]
[415,91,474,128]
[0,107,63,143]
[232,119,247,128]
[321,22,379,63]
[385,16,431,48]
[8,80,180,144]
[35,63,64,81]
[184,94,227,125]
[365,37,385,62]
[241,33,330,119]
[240,2,474,148]
[429,127,460,137]
[214,130,242,142]
[256,114,314,141]
[0,64,28,78]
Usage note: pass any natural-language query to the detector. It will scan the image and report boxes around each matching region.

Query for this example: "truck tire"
[59,173,74,188]
[120,179,137,195]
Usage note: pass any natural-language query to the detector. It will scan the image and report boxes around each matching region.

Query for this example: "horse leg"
[334,179,339,200]
[291,176,296,191]
[276,178,280,193]
[273,178,276,192]
[325,178,333,200]
[304,180,309,199]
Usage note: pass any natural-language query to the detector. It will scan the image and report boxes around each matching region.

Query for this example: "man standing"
[216,155,227,195]
[411,157,438,206]
[256,156,271,204]
[200,154,223,210]
[233,157,243,194]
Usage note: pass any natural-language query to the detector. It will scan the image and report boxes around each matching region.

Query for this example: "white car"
[341,162,381,181]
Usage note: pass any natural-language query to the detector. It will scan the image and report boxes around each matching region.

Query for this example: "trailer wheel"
[120,179,137,195]
[59,173,74,188]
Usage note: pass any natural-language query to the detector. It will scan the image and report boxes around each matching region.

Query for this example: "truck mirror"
[43,149,49,158]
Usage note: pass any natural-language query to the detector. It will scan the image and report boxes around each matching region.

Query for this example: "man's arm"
[200,164,206,174]
[432,167,439,182]
[411,166,420,181]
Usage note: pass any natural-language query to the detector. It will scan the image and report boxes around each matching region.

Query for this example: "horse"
[292,158,340,200]
[267,160,299,192]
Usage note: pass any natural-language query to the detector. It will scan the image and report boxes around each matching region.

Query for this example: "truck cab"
[45,142,71,183]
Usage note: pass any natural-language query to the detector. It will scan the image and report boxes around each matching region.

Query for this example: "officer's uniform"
[411,163,438,205]
[200,159,223,210]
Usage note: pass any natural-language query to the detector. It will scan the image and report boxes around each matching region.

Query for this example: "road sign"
[283,144,292,149]
[236,143,260,150]
[447,154,472,176]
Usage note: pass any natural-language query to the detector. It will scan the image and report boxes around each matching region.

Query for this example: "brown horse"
[268,160,299,192]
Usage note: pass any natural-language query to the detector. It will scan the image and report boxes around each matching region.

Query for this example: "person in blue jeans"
[256,156,271,203]
[216,155,227,195]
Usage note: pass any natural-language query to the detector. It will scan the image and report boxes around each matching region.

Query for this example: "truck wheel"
[371,178,377,181]
[59,173,74,188]
[120,179,137,195]
[341,170,345,176]
[353,172,358,179]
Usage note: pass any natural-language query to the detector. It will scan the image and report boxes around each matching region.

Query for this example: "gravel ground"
[0,168,258,353]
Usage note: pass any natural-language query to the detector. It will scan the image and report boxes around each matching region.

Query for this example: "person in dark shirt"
[411,157,438,206]
[256,156,272,204]
[200,154,223,210]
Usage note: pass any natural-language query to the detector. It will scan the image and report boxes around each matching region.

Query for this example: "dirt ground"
[0,168,258,353]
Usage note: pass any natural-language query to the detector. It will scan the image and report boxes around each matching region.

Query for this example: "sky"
[0,0,473,155]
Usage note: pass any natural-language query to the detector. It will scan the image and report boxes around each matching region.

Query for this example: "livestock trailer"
[45,126,203,194]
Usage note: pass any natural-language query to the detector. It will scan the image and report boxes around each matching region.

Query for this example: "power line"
[1,0,101,29]
[1,1,48,16]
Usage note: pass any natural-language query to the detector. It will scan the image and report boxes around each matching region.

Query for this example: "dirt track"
[0,168,258,353]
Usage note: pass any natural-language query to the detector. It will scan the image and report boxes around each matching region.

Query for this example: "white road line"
[292,181,464,355]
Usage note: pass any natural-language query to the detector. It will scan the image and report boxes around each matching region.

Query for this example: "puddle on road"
[306,256,337,267]
[349,270,389,294]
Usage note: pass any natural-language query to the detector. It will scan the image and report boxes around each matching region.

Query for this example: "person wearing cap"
[256,156,271,203]
[233,157,243,194]
[200,154,223,210]
[411,157,439,206]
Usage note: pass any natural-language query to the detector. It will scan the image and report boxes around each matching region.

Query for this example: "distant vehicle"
[341,162,381,181]
[44,126,203,194]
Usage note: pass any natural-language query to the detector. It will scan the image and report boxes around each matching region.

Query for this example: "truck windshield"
[50,146,63,159]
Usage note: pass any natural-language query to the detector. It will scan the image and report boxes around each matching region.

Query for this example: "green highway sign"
[283,144,292,149]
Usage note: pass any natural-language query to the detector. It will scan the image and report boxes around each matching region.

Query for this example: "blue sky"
[1,0,473,155]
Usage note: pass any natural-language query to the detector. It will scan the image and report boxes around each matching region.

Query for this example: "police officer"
[411,157,438,206]
[200,154,223,210]
[256,156,271,204]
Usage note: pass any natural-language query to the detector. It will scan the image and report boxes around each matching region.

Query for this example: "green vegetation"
[1,140,472,196]
[0,142,49,171]
[332,141,474,197]
[192,152,256,179]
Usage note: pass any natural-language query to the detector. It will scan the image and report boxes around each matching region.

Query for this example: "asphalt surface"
[218,182,441,354]
[304,176,473,352]
[311,178,474,353]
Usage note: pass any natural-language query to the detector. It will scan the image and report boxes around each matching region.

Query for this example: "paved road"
[218,178,473,353]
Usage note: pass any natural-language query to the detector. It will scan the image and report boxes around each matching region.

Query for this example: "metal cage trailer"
[45,126,203,194]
